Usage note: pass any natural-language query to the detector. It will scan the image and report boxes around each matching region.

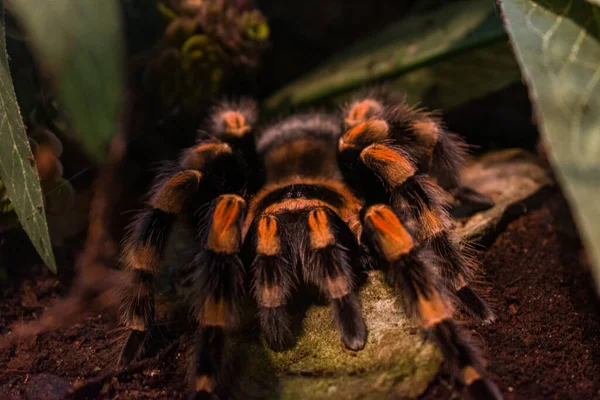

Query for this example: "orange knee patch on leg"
[179,142,232,170]
[360,144,416,187]
[417,290,452,328]
[419,207,446,239]
[207,195,246,254]
[411,119,440,155]
[308,209,335,249]
[199,297,231,327]
[195,376,215,392]
[326,274,351,299]
[364,205,414,261]
[344,99,384,128]
[257,215,280,256]
[258,285,283,308]
[221,110,251,137]
[130,315,147,331]
[340,119,389,151]
[462,365,482,386]
[128,245,160,273]
[152,170,202,213]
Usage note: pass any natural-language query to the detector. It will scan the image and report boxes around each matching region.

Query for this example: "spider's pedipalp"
[247,214,295,350]
[304,207,366,351]
[361,204,501,399]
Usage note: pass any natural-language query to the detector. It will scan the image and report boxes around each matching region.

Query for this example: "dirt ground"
[1,190,599,400]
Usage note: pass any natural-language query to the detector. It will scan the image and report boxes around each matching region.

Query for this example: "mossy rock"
[236,271,442,400]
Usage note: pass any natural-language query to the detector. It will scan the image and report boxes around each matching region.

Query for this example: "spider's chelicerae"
[118,94,501,400]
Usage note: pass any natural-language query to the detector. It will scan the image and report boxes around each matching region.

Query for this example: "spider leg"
[342,127,494,322]
[344,97,494,211]
[394,174,494,323]
[303,207,366,351]
[119,169,202,366]
[362,204,502,400]
[189,194,246,399]
[120,128,250,366]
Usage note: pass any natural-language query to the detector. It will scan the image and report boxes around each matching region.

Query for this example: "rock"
[455,149,554,242]
[238,271,443,400]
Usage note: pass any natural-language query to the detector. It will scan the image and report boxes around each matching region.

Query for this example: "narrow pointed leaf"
[0,3,56,272]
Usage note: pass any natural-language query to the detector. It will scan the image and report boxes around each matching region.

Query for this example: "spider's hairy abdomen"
[117,98,501,400]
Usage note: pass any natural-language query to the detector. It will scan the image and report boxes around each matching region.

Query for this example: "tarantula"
[118,93,501,400]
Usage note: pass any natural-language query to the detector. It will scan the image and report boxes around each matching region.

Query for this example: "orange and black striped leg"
[361,205,502,400]
[119,170,202,366]
[304,208,367,351]
[407,114,493,211]
[188,194,246,400]
[357,143,492,322]
[394,176,494,323]
[248,215,295,351]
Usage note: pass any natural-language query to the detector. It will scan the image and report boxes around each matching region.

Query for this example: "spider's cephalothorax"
[118,97,502,400]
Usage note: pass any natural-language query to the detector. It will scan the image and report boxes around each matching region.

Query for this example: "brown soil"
[1,191,599,400]
[421,193,600,400]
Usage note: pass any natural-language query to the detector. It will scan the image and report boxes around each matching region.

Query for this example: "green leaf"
[334,41,521,111]
[499,0,600,288]
[9,0,124,161]
[264,0,507,110]
[0,3,56,272]
[387,42,521,110]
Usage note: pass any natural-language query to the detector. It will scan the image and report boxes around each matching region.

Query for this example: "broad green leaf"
[335,41,521,111]
[499,0,600,289]
[9,0,124,161]
[264,0,507,110]
[389,42,520,110]
[0,3,56,272]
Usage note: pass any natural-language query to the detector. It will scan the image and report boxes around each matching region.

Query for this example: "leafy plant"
[0,0,124,271]
[265,0,517,111]
[498,0,600,289]
[8,0,125,162]
[0,2,55,272]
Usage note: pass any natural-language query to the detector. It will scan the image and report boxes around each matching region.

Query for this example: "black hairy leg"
[303,207,366,350]
[361,204,501,399]
[343,95,494,212]
[119,102,255,389]
[119,169,202,366]
[338,121,494,323]
[188,194,246,399]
